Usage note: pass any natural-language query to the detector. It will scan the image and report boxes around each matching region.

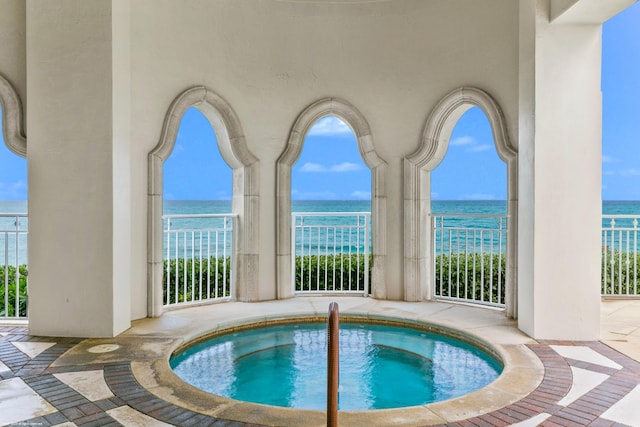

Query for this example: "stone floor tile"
[557,367,610,406]
[0,377,57,426]
[12,341,57,359]
[107,405,174,426]
[551,346,623,370]
[54,370,114,401]
[600,384,640,427]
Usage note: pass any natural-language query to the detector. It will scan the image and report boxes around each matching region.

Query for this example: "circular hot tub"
[170,318,503,410]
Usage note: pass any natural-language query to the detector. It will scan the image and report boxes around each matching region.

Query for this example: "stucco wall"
[0,0,26,116]
[127,0,520,317]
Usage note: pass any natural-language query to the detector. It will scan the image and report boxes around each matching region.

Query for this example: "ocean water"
[1,200,639,264]
[1,199,638,217]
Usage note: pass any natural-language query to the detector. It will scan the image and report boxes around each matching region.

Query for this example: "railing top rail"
[431,213,509,218]
[164,227,232,233]
[602,215,640,219]
[292,212,371,217]
[163,213,237,219]
[0,213,28,218]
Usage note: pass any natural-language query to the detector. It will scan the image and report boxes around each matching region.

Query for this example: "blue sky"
[1,2,639,201]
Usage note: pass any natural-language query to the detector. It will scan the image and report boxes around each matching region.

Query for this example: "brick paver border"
[2,326,639,427]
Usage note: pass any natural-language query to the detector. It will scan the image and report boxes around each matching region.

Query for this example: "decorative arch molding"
[148,86,259,317]
[404,87,518,317]
[276,98,387,299]
[0,72,26,157]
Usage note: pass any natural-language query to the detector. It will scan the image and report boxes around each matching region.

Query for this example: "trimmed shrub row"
[163,257,231,304]
[0,265,28,318]
[3,251,639,316]
[435,253,506,305]
[602,251,640,295]
[294,254,372,292]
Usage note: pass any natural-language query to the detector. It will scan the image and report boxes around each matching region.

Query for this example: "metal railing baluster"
[162,213,236,308]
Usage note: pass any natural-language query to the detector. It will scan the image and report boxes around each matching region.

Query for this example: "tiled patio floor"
[1,298,639,427]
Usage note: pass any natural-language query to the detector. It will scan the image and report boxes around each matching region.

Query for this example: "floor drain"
[87,344,120,353]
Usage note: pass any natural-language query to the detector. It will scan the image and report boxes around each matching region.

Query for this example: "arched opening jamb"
[276,98,387,299]
[404,87,518,317]
[148,86,259,317]
[0,73,26,157]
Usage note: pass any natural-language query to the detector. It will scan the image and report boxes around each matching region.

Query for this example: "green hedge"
[435,253,506,305]
[0,265,28,318]
[163,257,231,304]
[295,254,371,292]
[602,251,640,295]
[3,250,639,316]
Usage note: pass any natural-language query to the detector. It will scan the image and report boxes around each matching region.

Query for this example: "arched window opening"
[601,2,640,297]
[162,107,234,308]
[431,106,508,308]
[276,98,387,301]
[148,87,258,317]
[291,115,372,295]
[404,87,517,314]
[0,105,28,319]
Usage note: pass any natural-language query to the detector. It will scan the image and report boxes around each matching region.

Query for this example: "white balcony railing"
[163,214,236,307]
[1,211,637,321]
[1,214,28,320]
[432,214,508,308]
[292,212,370,295]
[602,215,640,297]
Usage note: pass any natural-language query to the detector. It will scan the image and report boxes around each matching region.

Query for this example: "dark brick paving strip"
[2,326,640,426]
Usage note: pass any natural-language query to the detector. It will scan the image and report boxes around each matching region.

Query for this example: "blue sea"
[162,199,640,216]
[1,200,639,263]
[2,199,638,217]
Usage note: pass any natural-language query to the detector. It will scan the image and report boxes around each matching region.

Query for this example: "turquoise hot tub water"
[170,321,503,411]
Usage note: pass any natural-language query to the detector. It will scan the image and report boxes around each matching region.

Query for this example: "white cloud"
[462,193,496,200]
[450,136,493,153]
[431,192,440,199]
[0,180,27,199]
[467,144,492,152]
[307,116,351,136]
[350,191,371,199]
[299,162,328,172]
[298,161,364,173]
[331,162,363,172]
[603,170,615,176]
[619,168,640,176]
[450,136,475,146]
[602,155,619,163]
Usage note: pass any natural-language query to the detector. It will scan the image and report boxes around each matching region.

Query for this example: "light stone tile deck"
[551,345,623,369]
[12,341,56,359]
[0,377,57,426]
[601,383,640,426]
[556,366,609,406]
[54,370,115,401]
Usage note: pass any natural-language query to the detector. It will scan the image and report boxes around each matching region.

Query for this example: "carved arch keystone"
[276,98,387,299]
[148,86,259,317]
[404,87,518,317]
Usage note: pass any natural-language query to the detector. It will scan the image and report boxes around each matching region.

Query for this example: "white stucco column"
[517,0,629,340]
[26,0,131,337]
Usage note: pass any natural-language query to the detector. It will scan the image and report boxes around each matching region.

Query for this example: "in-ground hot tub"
[170,318,503,411]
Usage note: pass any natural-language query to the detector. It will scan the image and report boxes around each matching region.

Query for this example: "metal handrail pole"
[327,302,339,427]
